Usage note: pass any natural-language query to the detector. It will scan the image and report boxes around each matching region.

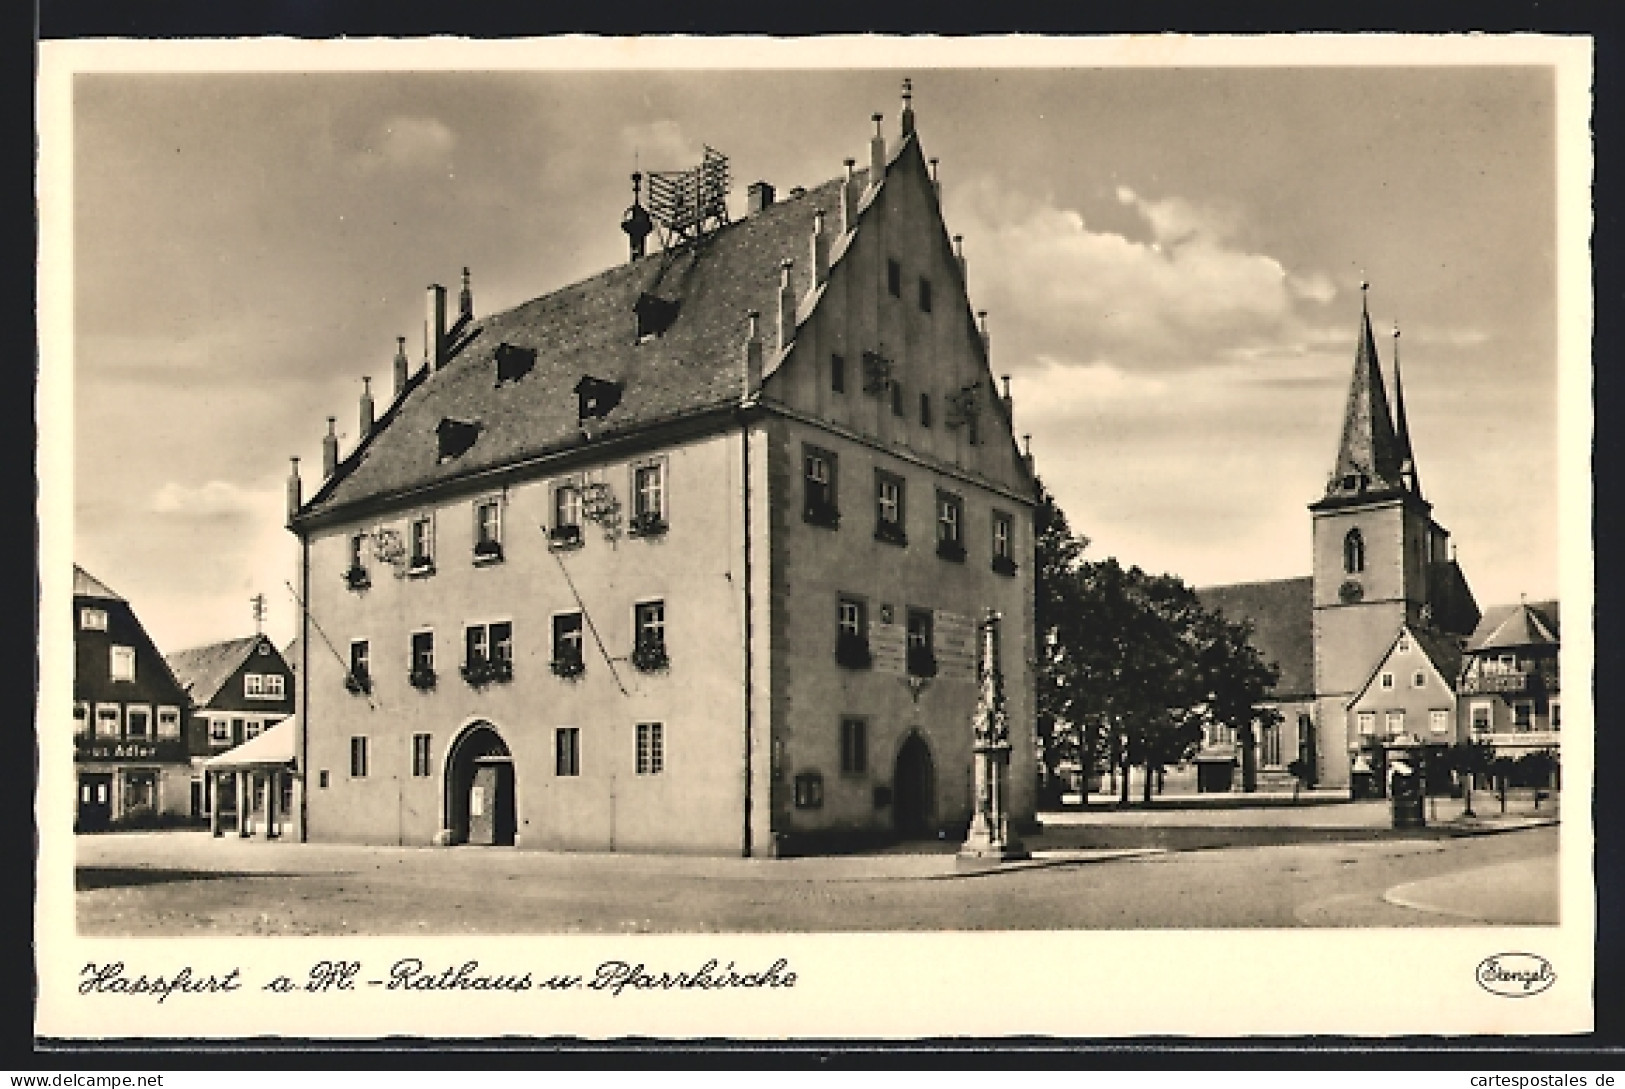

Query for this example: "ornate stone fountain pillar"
[959,609,1029,862]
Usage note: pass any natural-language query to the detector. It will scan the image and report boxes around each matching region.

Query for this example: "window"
[232,717,246,743]
[1380,672,1394,690]
[552,484,583,546]
[245,719,263,740]
[633,601,668,672]
[350,736,369,778]
[1412,671,1427,688]
[840,717,868,774]
[874,470,906,545]
[318,770,330,789]
[409,515,435,571]
[410,630,436,688]
[110,645,135,682]
[794,771,824,809]
[73,701,90,736]
[936,491,965,561]
[556,728,581,777]
[890,380,904,418]
[1344,529,1365,574]
[95,704,120,738]
[1357,712,1376,736]
[1550,700,1562,730]
[918,276,932,313]
[79,607,107,631]
[906,608,937,678]
[887,258,901,297]
[636,722,664,775]
[551,612,586,676]
[830,353,846,393]
[992,511,1017,575]
[1430,709,1450,735]
[125,705,150,740]
[123,771,156,812]
[804,446,839,527]
[836,596,871,669]
[411,733,431,777]
[474,498,503,560]
[631,462,668,535]
[1513,700,1534,731]
[348,639,371,692]
[463,621,514,685]
[245,673,264,698]
[1471,703,1493,733]
[1262,722,1282,767]
[1385,710,1405,737]
[1397,635,1412,653]
[344,534,370,589]
[210,717,231,745]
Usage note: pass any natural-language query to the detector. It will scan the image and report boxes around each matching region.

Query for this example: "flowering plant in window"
[631,638,669,673]
[408,665,437,691]
[935,538,966,563]
[991,554,1018,576]
[548,523,583,548]
[460,656,513,687]
[874,520,907,547]
[627,510,669,538]
[343,565,371,591]
[835,630,873,670]
[473,538,504,562]
[805,498,840,529]
[344,668,372,696]
[905,645,938,678]
[550,652,586,679]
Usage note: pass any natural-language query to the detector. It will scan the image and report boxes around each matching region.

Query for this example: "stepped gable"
[302,169,865,521]
[1195,576,1315,700]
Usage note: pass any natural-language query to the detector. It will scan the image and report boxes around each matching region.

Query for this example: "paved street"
[74,800,1560,934]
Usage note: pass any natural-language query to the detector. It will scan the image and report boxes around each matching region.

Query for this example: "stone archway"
[892,732,936,838]
[444,722,516,846]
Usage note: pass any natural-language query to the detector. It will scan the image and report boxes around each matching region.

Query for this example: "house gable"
[1348,623,1459,736]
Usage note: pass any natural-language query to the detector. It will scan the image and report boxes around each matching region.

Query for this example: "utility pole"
[251,593,267,635]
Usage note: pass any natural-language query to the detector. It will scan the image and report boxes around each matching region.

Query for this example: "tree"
[1286,758,1311,802]
[1448,738,1495,818]
[1032,478,1091,806]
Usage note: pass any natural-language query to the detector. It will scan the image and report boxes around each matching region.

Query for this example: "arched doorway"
[892,732,935,838]
[444,722,516,846]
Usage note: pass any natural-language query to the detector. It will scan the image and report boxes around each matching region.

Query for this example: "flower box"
[991,554,1018,577]
[936,538,966,563]
[550,655,586,679]
[874,521,908,547]
[344,671,372,695]
[343,566,371,591]
[627,511,669,539]
[549,524,583,549]
[631,640,669,673]
[408,666,437,691]
[835,632,873,670]
[906,647,938,679]
[473,539,504,563]
[804,502,841,529]
[461,657,513,687]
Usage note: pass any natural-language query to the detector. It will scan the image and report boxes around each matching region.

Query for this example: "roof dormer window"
[494,342,536,385]
[575,376,624,421]
[436,417,480,462]
[634,293,681,341]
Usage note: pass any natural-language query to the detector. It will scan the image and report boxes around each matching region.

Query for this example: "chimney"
[393,336,409,399]
[360,376,375,436]
[425,284,447,370]
[322,417,338,479]
[459,267,473,322]
[742,310,763,399]
[869,113,886,190]
[978,310,991,359]
[929,157,941,197]
[286,457,302,521]
[840,158,858,234]
[1021,434,1034,474]
[954,234,966,279]
[900,78,915,138]
[1000,374,1013,417]
[748,181,776,214]
[811,209,829,287]
[776,259,796,351]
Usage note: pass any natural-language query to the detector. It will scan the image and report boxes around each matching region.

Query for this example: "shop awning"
[204,716,297,771]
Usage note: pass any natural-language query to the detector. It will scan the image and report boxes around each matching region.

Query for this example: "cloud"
[353,114,457,172]
[152,480,271,518]
[950,180,1339,377]
[619,119,703,169]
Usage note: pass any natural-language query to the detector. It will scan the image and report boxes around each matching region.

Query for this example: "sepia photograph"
[36,34,1594,1040]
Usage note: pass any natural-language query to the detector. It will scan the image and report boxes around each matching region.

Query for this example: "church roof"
[1314,293,1410,508]
[72,564,124,602]
[1390,326,1422,498]
[1195,576,1315,700]
[165,635,265,706]
[1467,599,1561,652]
[298,160,878,523]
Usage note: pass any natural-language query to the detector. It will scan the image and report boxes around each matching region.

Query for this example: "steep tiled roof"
[1313,298,1409,508]
[300,166,869,521]
[1426,559,1481,638]
[1411,625,1464,687]
[165,635,261,706]
[73,565,123,602]
[1467,599,1561,652]
[1195,576,1315,700]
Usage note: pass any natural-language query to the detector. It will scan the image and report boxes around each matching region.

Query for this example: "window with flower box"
[95,704,121,738]
[409,631,436,690]
[803,446,839,528]
[344,534,370,590]
[347,640,371,695]
[473,498,503,563]
[632,601,668,672]
[836,596,871,669]
[462,621,514,686]
[874,470,906,546]
[551,612,586,678]
[992,511,1017,575]
[629,461,668,538]
[935,491,965,562]
[409,515,435,574]
[550,483,584,548]
[906,608,937,678]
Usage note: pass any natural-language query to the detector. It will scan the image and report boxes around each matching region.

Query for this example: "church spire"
[1323,282,1405,499]
[1391,320,1422,498]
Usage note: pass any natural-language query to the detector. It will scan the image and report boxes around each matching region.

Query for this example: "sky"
[61,48,1570,654]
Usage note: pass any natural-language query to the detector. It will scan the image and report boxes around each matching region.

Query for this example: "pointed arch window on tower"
[1343,528,1365,575]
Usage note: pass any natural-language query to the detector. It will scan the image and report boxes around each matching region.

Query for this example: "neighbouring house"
[284,83,1038,855]
[1458,598,1561,788]
[72,565,195,830]
[165,632,297,825]
[1345,623,1462,796]
[203,716,301,840]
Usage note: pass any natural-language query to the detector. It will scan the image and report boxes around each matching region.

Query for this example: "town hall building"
[285,84,1038,855]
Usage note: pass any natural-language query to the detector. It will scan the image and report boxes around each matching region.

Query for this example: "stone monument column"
[959,609,1029,862]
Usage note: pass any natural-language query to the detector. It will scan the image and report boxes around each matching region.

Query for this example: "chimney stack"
[841,158,858,234]
[1021,434,1034,474]
[360,376,375,436]
[869,113,886,190]
[777,259,796,352]
[811,209,829,287]
[954,234,966,279]
[286,457,302,522]
[459,267,473,323]
[393,336,409,399]
[425,284,447,370]
[322,417,338,479]
[929,157,941,197]
[978,310,991,359]
[748,181,776,215]
[1000,374,1013,417]
[742,310,763,400]
[900,78,915,138]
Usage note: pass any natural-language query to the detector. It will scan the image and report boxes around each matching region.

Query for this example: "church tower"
[1308,285,1478,788]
